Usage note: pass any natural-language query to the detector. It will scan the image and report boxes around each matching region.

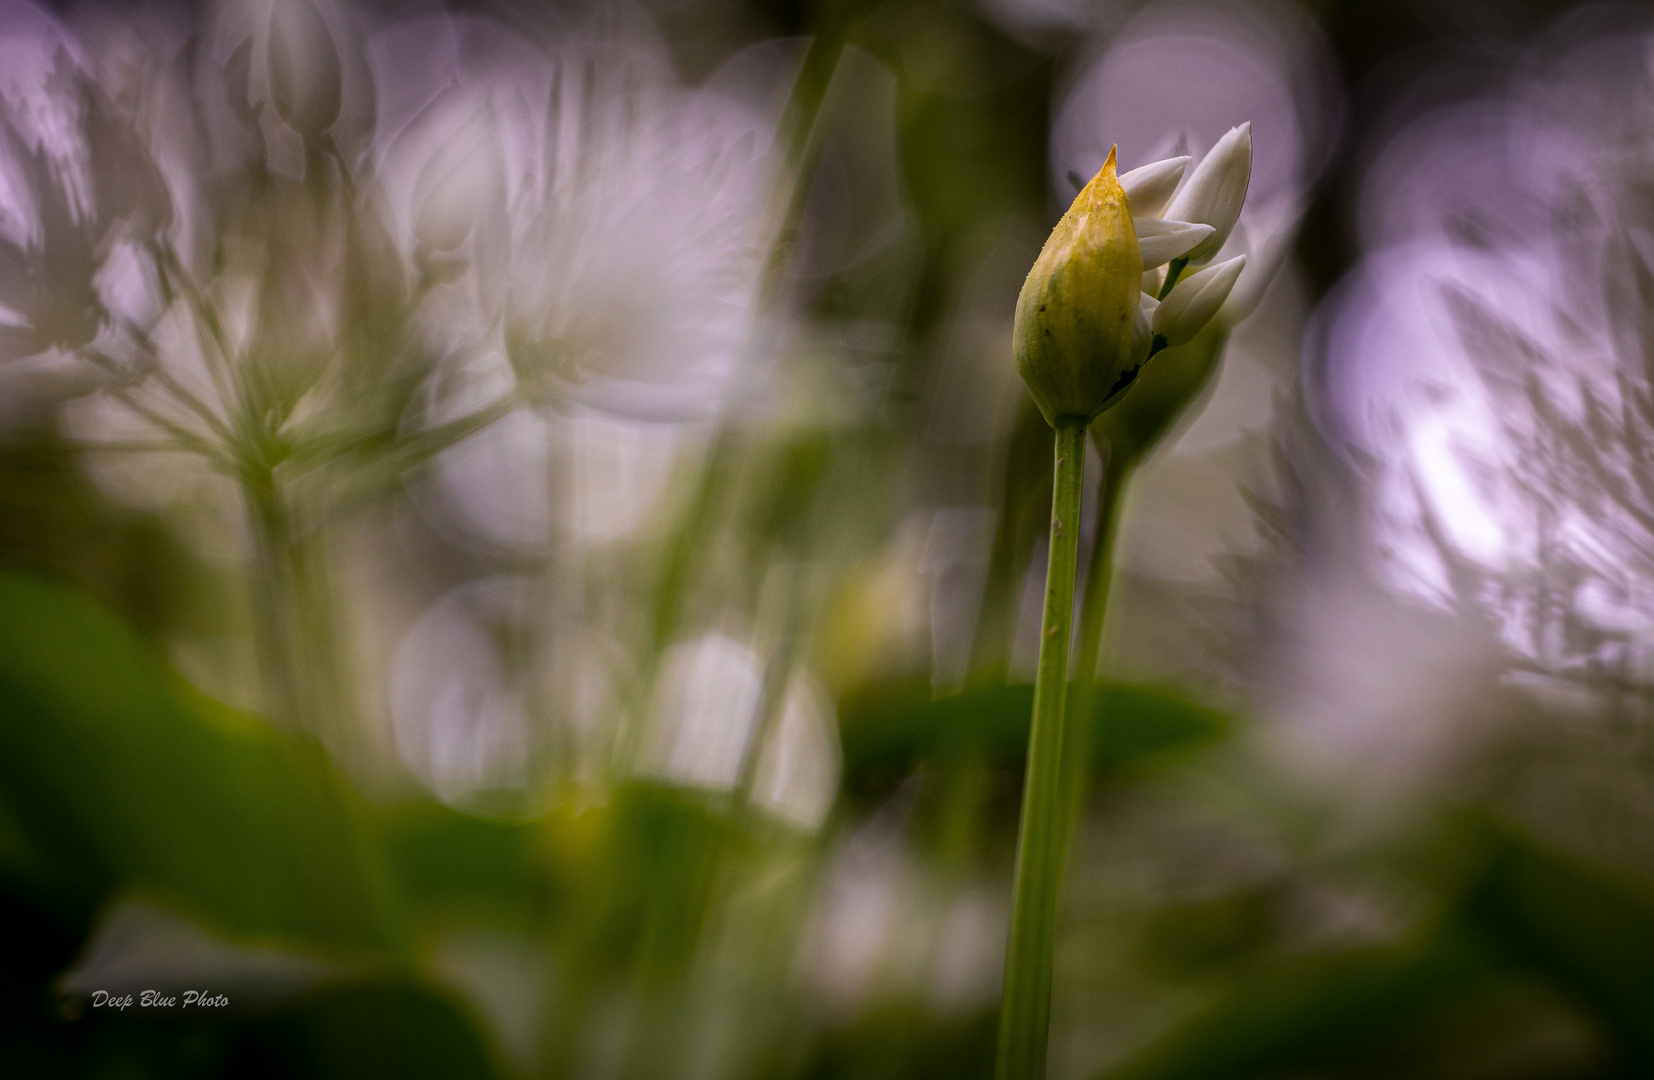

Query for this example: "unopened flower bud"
[1163,123,1251,263]
[267,0,342,140]
[1119,156,1187,217]
[1152,255,1246,346]
[1015,147,1143,424]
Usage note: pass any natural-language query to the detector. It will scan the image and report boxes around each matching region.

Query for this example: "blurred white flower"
[504,54,780,421]
[386,29,785,424]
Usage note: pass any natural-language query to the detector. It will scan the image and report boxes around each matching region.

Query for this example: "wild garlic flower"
[1016,125,1254,423]
[392,35,783,424]
[0,4,477,531]
[505,52,779,422]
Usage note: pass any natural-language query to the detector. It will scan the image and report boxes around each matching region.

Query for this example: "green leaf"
[838,680,1231,787]
[0,570,400,954]
[1098,931,1493,1080]
[375,800,549,930]
[1467,827,1654,1068]
[236,982,498,1080]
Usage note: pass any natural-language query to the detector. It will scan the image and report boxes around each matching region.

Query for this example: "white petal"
[1153,255,1246,346]
[1120,156,1188,217]
[1163,124,1252,263]
[1133,217,1216,269]
[1130,292,1159,366]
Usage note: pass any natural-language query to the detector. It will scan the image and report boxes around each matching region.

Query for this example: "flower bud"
[1015,147,1142,424]
[412,107,507,256]
[1119,156,1187,217]
[1163,123,1251,263]
[267,0,342,141]
[1152,255,1246,346]
[1133,217,1214,270]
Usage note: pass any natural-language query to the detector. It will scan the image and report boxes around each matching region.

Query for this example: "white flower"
[499,48,781,421]
[1163,123,1252,264]
[1152,255,1246,346]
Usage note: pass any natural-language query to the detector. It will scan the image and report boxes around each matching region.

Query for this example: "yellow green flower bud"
[1014,147,1143,425]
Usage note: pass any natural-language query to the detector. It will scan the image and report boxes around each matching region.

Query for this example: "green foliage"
[0,571,398,951]
[1100,828,1654,1079]
[235,983,497,1080]
[839,680,1232,790]
[0,571,505,1077]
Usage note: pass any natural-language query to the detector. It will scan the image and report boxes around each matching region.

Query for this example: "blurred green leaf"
[1468,827,1654,1069]
[234,982,498,1080]
[375,801,548,931]
[1098,930,1494,1080]
[838,680,1231,789]
[1096,822,1654,1080]
[804,1001,996,1080]
[0,571,399,954]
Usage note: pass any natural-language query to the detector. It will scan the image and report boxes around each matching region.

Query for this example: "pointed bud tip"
[1079,145,1124,203]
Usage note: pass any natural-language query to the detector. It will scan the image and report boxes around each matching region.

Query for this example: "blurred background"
[3,0,1654,1077]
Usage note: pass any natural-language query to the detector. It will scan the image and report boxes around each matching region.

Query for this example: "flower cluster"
[1014,124,1253,424]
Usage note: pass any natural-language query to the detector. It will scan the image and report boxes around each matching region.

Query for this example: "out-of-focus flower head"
[208,0,378,173]
[0,0,468,548]
[504,47,779,422]
[386,24,784,424]
[0,41,172,374]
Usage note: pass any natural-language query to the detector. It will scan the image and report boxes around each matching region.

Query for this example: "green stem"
[244,480,306,730]
[1157,257,1188,301]
[1076,444,1132,703]
[1060,442,1133,841]
[996,416,1087,1080]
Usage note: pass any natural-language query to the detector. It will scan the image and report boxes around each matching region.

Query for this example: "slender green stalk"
[996,416,1087,1080]
[1075,446,1130,691]
[244,480,306,731]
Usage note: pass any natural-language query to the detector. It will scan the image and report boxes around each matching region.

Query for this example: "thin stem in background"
[996,415,1086,1080]
[968,401,1054,686]
[1061,442,1134,844]
[609,31,851,782]
[244,481,307,731]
